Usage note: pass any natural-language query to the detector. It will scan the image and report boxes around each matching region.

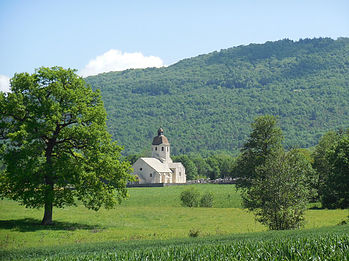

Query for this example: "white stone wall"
[132,159,159,184]
[152,144,172,163]
[168,162,186,183]
[131,157,186,184]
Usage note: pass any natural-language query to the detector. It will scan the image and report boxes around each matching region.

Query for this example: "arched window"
[155,147,157,151]
[150,173,152,177]
[162,147,164,151]
[140,168,142,171]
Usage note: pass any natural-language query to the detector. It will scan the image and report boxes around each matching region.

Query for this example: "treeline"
[125,152,235,181]
[85,37,349,155]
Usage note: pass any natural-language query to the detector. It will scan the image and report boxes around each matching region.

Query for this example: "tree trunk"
[42,138,56,226]
[41,177,54,225]
[41,200,53,225]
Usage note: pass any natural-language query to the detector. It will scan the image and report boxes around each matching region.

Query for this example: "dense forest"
[85,37,349,155]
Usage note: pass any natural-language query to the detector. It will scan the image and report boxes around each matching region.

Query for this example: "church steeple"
[151,128,172,163]
[152,128,169,145]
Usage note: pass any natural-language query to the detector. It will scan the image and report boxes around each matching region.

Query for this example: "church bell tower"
[151,128,172,163]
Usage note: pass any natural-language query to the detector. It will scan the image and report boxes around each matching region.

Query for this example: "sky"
[0,0,348,92]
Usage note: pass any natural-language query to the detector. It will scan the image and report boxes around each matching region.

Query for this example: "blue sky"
[0,0,348,91]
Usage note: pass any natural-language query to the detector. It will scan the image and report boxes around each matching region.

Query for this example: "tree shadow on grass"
[0,218,102,232]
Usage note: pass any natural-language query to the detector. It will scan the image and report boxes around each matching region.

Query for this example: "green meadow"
[1,184,348,260]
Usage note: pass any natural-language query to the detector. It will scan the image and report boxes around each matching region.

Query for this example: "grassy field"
[0,184,348,260]
[2,224,349,260]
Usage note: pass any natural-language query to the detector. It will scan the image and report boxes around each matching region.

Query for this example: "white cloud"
[0,75,10,93]
[79,49,164,77]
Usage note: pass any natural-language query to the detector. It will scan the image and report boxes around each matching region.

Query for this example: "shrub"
[188,228,200,237]
[200,192,214,207]
[180,188,200,207]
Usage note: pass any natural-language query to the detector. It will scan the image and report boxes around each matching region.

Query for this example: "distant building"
[132,128,186,184]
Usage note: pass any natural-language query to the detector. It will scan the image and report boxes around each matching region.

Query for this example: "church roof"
[140,157,172,173]
[152,128,170,145]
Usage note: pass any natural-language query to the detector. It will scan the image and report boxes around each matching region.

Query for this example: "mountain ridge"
[85,37,349,155]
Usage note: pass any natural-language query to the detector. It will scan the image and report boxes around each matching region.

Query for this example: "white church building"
[132,128,186,184]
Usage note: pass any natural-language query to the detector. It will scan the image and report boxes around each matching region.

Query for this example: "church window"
[155,147,157,151]
[150,173,152,177]
[140,168,142,171]
[162,147,164,151]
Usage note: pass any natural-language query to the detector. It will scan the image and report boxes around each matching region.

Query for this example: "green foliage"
[252,150,316,230]
[321,134,349,209]
[173,152,236,179]
[172,154,198,180]
[205,156,221,180]
[85,37,349,155]
[0,67,133,225]
[190,154,211,177]
[312,131,341,199]
[180,188,214,208]
[235,115,283,190]
[180,187,200,207]
[188,228,200,237]
[235,116,316,230]
[199,192,214,207]
[313,129,349,208]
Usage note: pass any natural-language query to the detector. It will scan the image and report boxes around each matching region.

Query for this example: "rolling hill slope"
[85,37,349,155]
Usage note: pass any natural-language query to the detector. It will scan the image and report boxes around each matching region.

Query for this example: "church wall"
[168,163,186,183]
[151,144,172,163]
[132,159,159,184]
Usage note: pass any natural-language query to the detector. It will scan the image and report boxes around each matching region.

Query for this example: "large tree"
[0,67,133,225]
[234,115,316,230]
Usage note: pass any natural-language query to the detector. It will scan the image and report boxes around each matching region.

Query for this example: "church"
[132,128,186,184]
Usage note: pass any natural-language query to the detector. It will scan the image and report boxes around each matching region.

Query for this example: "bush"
[180,188,200,207]
[200,192,214,207]
[188,228,200,237]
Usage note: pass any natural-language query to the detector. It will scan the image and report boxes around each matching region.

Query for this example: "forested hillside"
[85,37,349,155]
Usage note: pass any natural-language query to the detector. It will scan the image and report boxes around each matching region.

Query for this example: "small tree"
[180,187,200,207]
[0,67,133,225]
[235,115,316,230]
[251,150,316,230]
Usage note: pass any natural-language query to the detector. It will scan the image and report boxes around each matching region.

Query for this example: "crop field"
[1,184,348,260]
[2,225,349,260]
